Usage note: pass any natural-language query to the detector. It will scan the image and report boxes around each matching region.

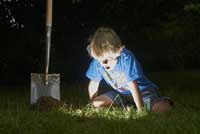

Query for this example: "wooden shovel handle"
[44,0,53,85]
[46,0,53,26]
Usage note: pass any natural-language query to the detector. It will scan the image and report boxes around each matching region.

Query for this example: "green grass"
[0,71,200,134]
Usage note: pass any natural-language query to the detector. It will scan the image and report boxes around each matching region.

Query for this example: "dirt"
[31,96,64,112]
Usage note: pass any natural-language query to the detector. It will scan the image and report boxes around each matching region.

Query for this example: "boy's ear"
[86,45,92,57]
[117,46,124,54]
[86,45,90,52]
[119,47,123,52]
[114,47,123,57]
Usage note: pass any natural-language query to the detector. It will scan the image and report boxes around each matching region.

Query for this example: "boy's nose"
[103,60,108,64]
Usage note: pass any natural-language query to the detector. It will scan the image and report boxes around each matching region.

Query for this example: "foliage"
[0,0,82,30]
[157,15,200,70]
[184,3,200,14]
[0,0,34,29]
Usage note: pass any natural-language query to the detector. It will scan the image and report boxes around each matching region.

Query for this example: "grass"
[0,71,200,134]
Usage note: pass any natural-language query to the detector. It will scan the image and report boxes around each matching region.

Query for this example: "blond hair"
[89,27,123,57]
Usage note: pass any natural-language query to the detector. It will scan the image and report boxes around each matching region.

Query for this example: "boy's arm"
[88,80,100,100]
[127,81,144,112]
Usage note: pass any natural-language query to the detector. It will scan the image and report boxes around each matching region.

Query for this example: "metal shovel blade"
[30,73,60,104]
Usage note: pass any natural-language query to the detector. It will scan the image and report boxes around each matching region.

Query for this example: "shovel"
[30,0,60,104]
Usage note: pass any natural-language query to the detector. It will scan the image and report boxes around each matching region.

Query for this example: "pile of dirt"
[31,96,64,112]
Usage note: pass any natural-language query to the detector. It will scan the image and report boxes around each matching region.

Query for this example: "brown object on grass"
[31,96,64,112]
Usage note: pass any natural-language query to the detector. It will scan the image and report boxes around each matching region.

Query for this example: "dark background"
[0,0,200,85]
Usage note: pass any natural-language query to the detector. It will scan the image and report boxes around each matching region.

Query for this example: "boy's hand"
[89,93,97,101]
[137,107,143,113]
[137,105,147,113]
[136,107,148,116]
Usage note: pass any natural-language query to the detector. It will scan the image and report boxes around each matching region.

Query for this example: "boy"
[86,27,173,113]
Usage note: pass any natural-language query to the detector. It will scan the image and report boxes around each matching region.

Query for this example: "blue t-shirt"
[86,48,158,95]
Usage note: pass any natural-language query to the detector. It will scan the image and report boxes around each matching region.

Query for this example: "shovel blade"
[31,73,60,104]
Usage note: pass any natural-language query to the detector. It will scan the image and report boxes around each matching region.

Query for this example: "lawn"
[0,71,200,134]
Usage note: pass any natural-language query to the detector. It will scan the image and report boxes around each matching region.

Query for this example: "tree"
[0,0,36,30]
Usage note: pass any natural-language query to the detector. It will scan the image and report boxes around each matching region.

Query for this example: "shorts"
[103,88,172,111]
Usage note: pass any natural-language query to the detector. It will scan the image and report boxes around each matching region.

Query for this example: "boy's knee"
[91,96,113,108]
[92,100,104,108]
[151,100,173,113]
[152,102,170,113]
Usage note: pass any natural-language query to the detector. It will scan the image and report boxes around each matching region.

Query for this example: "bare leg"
[92,95,113,108]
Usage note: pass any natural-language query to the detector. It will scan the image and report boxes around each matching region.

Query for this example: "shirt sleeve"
[86,59,103,82]
[124,53,144,82]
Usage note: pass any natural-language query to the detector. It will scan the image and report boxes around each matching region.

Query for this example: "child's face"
[95,51,121,71]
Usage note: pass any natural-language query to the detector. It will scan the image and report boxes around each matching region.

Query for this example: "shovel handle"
[46,0,52,26]
[45,0,53,85]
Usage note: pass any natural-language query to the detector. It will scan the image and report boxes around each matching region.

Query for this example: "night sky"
[0,0,200,85]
